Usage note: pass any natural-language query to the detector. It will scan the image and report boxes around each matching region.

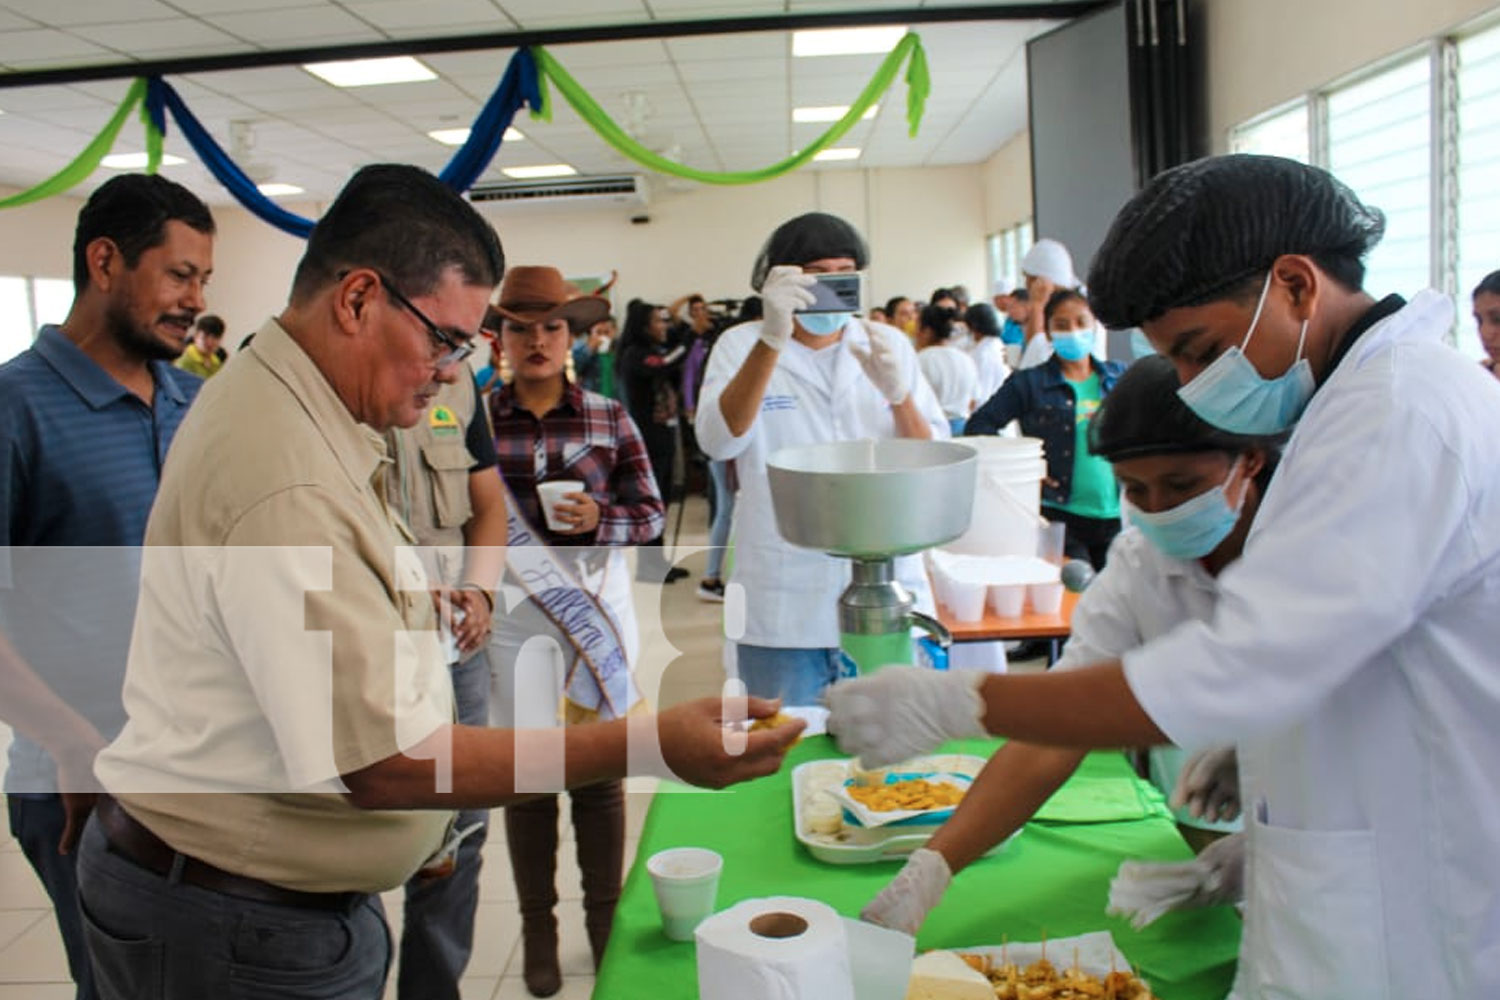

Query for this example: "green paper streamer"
[0,78,147,209]
[530,33,929,185]
[905,40,930,138]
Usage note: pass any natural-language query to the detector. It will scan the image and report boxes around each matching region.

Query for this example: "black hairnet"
[1088,355,1282,460]
[751,212,869,291]
[1087,155,1386,329]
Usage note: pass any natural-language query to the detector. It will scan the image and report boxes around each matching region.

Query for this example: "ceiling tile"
[354,0,511,30]
[0,9,38,29]
[673,56,784,85]
[664,33,784,62]
[547,39,669,69]
[6,0,183,26]
[349,79,469,107]
[0,29,112,62]
[0,85,109,112]
[645,0,780,16]
[423,51,521,79]
[69,19,245,56]
[183,66,325,94]
[205,7,384,45]
[158,0,313,12]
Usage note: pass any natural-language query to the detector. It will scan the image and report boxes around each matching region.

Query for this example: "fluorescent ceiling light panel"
[102,152,186,168]
[257,183,304,197]
[428,127,524,146]
[501,164,577,179]
[813,147,861,162]
[793,27,907,57]
[793,105,878,123]
[303,56,436,87]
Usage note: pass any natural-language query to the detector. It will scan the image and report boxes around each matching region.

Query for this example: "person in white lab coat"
[694,212,949,705]
[961,301,1012,404]
[828,154,1500,998]
[862,353,1271,936]
[915,303,980,435]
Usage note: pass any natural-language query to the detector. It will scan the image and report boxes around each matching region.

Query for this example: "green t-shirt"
[1059,373,1120,520]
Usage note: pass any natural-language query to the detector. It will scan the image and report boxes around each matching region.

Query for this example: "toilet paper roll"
[695,896,855,1000]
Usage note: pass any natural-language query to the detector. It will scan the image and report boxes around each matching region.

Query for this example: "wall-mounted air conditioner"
[467,174,650,212]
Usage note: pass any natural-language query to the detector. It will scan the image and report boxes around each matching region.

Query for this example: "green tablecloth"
[596,737,1240,999]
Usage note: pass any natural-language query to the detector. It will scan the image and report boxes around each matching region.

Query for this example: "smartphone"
[796,272,863,314]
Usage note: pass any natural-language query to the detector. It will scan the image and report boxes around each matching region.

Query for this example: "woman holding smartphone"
[694,212,949,705]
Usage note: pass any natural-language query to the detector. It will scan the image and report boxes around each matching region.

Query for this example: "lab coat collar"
[1343,289,1454,369]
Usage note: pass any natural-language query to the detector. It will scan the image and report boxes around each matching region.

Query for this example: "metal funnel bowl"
[766,439,978,558]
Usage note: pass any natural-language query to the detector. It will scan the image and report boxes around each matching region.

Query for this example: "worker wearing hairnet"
[828,155,1500,998]
[694,212,948,705]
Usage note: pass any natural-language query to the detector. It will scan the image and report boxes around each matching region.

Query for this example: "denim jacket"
[963,355,1125,507]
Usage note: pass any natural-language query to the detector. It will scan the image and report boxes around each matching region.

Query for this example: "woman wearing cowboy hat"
[484,266,666,997]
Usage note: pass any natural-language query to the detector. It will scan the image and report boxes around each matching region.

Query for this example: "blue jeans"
[733,644,842,706]
[705,460,735,580]
[75,816,390,999]
[8,793,97,1000]
[399,649,491,1000]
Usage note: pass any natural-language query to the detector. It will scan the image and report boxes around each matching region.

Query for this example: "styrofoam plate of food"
[831,770,974,828]
[934,931,1155,999]
[793,755,1000,864]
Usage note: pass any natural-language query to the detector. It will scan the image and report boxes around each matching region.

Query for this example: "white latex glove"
[824,666,988,768]
[861,847,952,936]
[847,323,911,405]
[1170,746,1240,823]
[1107,832,1245,930]
[758,265,817,351]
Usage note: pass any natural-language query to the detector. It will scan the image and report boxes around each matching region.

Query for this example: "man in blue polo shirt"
[0,173,214,1000]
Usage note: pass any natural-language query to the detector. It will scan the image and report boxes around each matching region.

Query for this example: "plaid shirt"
[490,380,665,546]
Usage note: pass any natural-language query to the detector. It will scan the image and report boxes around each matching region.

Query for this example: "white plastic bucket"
[946,437,1046,557]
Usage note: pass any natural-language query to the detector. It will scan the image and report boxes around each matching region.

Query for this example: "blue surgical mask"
[1176,273,1315,434]
[1126,458,1247,561]
[1050,327,1095,362]
[798,312,852,336]
[1130,329,1156,358]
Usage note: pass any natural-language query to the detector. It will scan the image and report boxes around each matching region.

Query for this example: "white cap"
[1021,238,1078,287]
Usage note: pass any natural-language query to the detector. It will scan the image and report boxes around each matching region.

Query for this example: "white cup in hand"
[536,480,586,532]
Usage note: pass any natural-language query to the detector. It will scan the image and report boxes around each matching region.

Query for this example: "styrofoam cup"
[536,479,585,532]
[1029,581,1065,615]
[647,848,722,941]
[988,583,1026,618]
[948,579,986,623]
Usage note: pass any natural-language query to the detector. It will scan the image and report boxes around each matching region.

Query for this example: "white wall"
[480,164,989,315]
[0,189,321,347]
[0,166,989,339]
[981,131,1032,234]
[0,194,82,284]
[1204,0,1500,148]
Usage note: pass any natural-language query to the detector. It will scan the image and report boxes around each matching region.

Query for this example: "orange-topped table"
[931,579,1079,664]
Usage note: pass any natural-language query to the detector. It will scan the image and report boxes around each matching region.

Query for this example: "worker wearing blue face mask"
[965,289,1127,568]
[828,155,1500,999]
[863,354,1278,938]
[694,212,948,704]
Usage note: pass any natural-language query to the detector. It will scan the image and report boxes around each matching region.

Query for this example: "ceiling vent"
[468,174,649,210]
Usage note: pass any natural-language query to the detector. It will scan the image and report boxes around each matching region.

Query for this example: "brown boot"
[571,780,625,970]
[505,796,561,997]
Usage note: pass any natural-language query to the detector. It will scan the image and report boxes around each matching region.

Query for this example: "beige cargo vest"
[384,373,483,588]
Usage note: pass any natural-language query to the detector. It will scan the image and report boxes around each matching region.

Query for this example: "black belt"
[96,795,361,913]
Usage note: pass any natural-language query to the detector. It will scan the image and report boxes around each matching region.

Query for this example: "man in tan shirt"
[78,164,802,1000]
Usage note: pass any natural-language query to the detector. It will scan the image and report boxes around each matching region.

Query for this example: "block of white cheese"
[904,950,993,1000]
